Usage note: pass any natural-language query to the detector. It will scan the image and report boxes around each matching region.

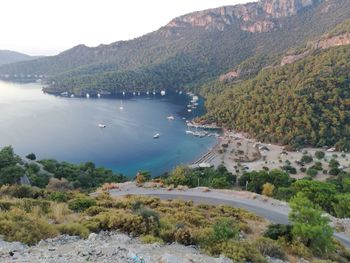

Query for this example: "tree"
[333,194,350,218]
[167,166,188,186]
[315,151,325,160]
[25,153,36,161]
[0,146,19,169]
[0,166,24,185]
[289,193,334,255]
[291,180,336,213]
[262,183,275,197]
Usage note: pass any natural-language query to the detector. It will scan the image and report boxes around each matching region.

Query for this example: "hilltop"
[0,50,39,66]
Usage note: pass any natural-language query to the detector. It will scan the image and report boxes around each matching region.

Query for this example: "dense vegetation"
[205,45,350,150]
[0,146,127,191]
[238,167,350,219]
[158,164,236,189]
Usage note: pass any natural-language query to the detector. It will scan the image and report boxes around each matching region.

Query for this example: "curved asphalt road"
[109,188,350,248]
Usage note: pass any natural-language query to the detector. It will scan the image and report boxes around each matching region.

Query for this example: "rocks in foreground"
[0,232,233,263]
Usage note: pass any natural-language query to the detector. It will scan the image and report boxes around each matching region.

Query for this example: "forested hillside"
[1,0,350,95]
[204,44,350,151]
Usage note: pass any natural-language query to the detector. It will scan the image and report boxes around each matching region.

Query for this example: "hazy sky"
[0,0,251,56]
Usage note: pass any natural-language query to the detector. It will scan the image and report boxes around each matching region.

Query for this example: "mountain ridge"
[0,0,349,96]
[0,50,39,66]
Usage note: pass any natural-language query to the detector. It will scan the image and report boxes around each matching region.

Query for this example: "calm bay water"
[0,81,216,176]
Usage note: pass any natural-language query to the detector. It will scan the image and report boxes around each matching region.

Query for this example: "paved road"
[109,188,350,248]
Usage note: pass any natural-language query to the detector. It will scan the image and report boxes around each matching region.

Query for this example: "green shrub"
[307,168,318,177]
[211,218,239,242]
[315,151,325,160]
[85,206,108,216]
[333,194,350,218]
[57,223,89,238]
[301,155,313,164]
[254,237,286,259]
[68,196,96,212]
[141,235,164,244]
[264,224,293,242]
[48,192,69,202]
[329,167,341,176]
[0,208,57,245]
[219,241,267,263]
[273,187,296,201]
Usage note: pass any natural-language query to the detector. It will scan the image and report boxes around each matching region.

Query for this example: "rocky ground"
[0,232,236,263]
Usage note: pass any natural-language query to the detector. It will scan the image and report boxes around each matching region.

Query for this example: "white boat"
[187,109,192,112]
[161,90,166,96]
[192,95,199,101]
[153,133,160,139]
[179,91,183,95]
[138,92,141,96]
[70,94,75,98]
[185,130,194,135]
[167,116,175,120]
[86,93,90,99]
[146,91,150,95]
[133,92,136,96]
[153,91,156,95]
[97,93,101,98]
[61,91,68,97]
[98,124,106,128]
[122,91,126,96]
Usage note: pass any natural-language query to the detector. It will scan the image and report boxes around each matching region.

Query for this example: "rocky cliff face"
[163,0,319,34]
[281,32,350,65]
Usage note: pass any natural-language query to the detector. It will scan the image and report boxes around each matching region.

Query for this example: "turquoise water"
[0,81,216,177]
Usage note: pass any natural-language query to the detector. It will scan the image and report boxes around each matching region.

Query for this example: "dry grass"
[49,202,71,224]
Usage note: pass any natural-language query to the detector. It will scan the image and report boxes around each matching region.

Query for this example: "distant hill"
[0,50,39,66]
[1,0,350,96]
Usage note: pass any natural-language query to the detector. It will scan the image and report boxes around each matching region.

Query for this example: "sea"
[0,81,216,177]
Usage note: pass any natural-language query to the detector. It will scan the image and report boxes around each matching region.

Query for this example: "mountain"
[202,20,350,151]
[1,0,350,96]
[0,50,38,66]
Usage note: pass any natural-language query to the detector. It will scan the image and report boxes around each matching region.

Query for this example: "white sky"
[0,0,251,56]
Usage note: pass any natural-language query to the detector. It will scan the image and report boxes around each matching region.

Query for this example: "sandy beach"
[199,130,349,181]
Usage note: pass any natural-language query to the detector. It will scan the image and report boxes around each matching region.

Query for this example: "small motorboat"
[153,133,160,139]
[161,90,166,96]
[86,93,90,99]
[167,116,175,120]
[187,109,192,112]
[98,124,106,128]
[97,93,101,98]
